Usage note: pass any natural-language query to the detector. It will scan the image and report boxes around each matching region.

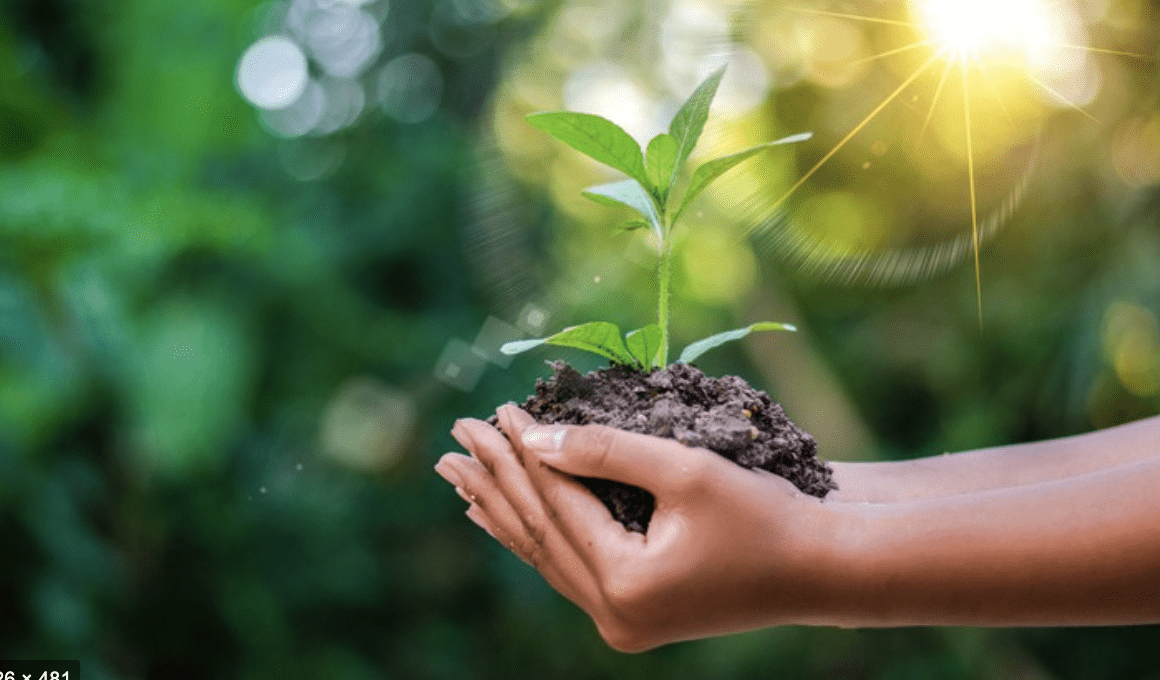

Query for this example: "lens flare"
[760,0,1157,325]
[910,0,1061,61]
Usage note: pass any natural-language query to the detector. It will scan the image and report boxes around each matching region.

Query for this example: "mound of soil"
[492,361,835,533]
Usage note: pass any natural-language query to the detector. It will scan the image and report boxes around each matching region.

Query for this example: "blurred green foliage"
[1,0,1159,678]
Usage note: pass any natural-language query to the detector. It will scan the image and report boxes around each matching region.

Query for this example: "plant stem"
[657,211,672,365]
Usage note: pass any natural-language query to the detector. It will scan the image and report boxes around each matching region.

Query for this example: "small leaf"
[668,66,726,182]
[527,112,650,189]
[582,179,661,236]
[645,133,678,197]
[499,338,549,355]
[612,219,652,235]
[625,324,663,370]
[500,322,637,366]
[673,132,812,224]
[678,321,797,364]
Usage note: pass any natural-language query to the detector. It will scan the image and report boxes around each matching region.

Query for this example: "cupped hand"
[435,405,846,652]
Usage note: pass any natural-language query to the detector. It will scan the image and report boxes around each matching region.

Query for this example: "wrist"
[807,498,965,627]
[827,462,875,502]
[828,461,915,503]
[772,490,874,626]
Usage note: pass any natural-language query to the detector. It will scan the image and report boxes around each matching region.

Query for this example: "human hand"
[435,405,846,651]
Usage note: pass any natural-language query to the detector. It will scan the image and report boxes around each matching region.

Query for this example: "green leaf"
[645,133,678,198]
[668,67,726,183]
[612,219,652,235]
[527,112,650,188]
[500,322,637,366]
[678,321,797,364]
[625,324,663,369]
[582,179,661,236]
[673,132,812,224]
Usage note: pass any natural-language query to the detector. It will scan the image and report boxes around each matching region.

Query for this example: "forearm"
[828,415,1160,502]
[815,454,1160,627]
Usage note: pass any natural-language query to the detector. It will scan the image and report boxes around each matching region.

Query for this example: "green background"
[2,0,1159,677]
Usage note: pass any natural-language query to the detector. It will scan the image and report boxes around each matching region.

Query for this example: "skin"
[828,415,1160,502]
[435,407,1160,652]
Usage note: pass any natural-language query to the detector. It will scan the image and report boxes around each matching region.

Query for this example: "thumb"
[521,421,715,491]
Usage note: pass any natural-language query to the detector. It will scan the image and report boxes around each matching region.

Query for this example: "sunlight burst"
[766,0,1156,323]
[909,0,1063,62]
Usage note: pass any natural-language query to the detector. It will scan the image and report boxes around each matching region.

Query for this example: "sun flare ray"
[848,40,931,66]
[916,58,954,145]
[754,0,1156,306]
[753,53,941,226]
[1047,42,1153,59]
[1023,70,1101,123]
[786,6,922,28]
[960,59,983,327]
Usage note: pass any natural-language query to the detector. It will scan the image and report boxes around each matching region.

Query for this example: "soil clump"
[491,361,835,533]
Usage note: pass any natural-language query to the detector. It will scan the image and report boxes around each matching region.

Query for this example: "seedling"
[501,67,811,370]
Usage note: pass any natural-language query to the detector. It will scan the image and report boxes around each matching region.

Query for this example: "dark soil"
[491,361,835,533]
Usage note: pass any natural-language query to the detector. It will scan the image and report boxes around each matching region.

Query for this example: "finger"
[450,419,496,475]
[517,419,717,494]
[496,405,643,568]
[438,450,603,609]
[450,418,620,613]
[463,414,621,593]
[497,406,628,534]
[452,462,599,611]
[438,452,542,557]
[498,405,630,533]
[436,452,515,520]
[466,502,600,611]
[454,417,555,551]
[493,404,545,471]
[465,502,499,540]
[464,503,527,564]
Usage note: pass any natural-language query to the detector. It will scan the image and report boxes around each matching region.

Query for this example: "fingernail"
[435,460,464,488]
[450,420,474,450]
[496,404,516,430]
[465,506,495,539]
[521,425,566,453]
[454,486,472,504]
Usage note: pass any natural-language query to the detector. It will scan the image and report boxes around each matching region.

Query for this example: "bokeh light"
[294,0,383,78]
[1111,114,1160,187]
[1103,301,1160,397]
[260,78,327,137]
[378,53,444,124]
[429,0,499,58]
[313,75,367,134]
[321,376,417,471]
[794,14,867,88]
[236,0,473,145]
[563,62,659,145]
[236,35,310,110]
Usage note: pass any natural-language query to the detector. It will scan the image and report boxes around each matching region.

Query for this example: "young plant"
[501,67,810,370]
